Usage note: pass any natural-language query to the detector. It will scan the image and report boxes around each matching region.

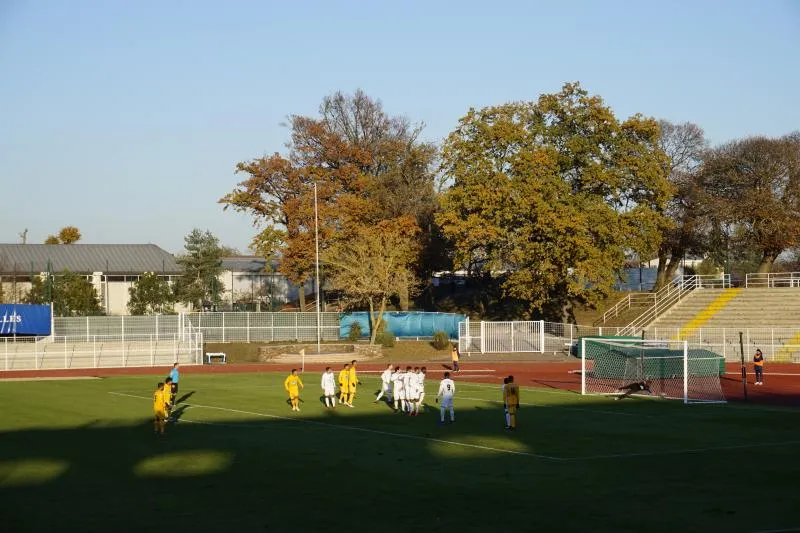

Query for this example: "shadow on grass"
[175,391,195,405]
[2,393,800,533]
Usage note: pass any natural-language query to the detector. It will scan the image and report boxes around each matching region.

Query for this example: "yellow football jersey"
[284,374,303,395]
[503,383,519,405]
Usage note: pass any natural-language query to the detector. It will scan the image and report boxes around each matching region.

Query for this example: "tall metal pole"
[314,182,321,355]
[739,331,747,402]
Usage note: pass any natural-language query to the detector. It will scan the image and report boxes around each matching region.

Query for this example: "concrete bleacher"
[651,287,800,329]
[646,287,800,361]
[1,339,197,371]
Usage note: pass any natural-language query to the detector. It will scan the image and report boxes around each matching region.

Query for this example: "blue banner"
[340,311,465,339]
[0,304,52,335]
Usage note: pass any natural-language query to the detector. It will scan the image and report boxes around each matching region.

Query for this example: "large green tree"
[173,229,225,310]
[128,272,174,315]
[25,270,101,316]
[437,83,672,320]
[220,90,439,310]
[698,133,800,273]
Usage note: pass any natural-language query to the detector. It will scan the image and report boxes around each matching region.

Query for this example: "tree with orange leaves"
[220,90,438,310]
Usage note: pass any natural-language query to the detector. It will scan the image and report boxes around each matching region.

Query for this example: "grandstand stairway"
[650,287,800,329]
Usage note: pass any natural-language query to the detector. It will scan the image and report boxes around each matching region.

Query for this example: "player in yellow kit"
[503,375,520,431]
[347,359,360,407]
[162,378,173,419]
[284,369,304,411]
[338,363,351,406]
[153,382,167,435]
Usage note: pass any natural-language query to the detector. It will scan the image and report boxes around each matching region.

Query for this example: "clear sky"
[1,0,798,254]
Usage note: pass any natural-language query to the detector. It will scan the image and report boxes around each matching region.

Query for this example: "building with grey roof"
[0,244,180,274]
[0,244,182,314]
[0,245,311,315]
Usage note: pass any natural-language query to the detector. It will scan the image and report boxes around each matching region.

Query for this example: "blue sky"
[1,0,798,254]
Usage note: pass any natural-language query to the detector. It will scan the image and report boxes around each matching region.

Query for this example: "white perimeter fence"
[0,312,338,372]
[52,312,340,343]
[459,320,800,363]
[1,333,203,371]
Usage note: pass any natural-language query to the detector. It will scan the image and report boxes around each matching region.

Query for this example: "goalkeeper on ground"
[615,381,651,400]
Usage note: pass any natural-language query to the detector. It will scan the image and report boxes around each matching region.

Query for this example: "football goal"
[578,337,726,404]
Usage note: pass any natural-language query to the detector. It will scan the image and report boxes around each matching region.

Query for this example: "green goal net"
[579,337,726,404]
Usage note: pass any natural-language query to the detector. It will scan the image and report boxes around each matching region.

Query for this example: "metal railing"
[615,275,731,336]
[595,274,731,327]
[745,272,800,288]
[594,292,656,326]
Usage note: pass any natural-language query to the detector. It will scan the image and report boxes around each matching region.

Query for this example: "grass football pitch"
[1,371,799,533]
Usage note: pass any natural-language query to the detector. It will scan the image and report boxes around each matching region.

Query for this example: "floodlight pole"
[314,182,321,355]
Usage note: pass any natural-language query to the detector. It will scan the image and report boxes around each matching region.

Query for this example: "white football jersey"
[321,372,336,390]
[393,372,405,392]
[380,369,393,384]
[438,378,456,398]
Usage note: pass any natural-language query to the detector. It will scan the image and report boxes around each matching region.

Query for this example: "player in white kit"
[415,367,427,414]
[436,372,456,425]
[402,366,416,414]
[405,367,420,416]
[321,367,337,408]
[392,367,405,413]
[374,364,394,403]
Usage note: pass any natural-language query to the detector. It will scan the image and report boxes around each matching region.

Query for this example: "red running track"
[1,361,797,406]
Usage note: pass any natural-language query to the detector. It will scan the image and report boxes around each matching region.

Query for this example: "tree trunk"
[298,282,306,311]
[399,281,409,311]
[368,297,387,345]
[757,253,779,273]
[654,248,669,290]
[665,253,683,284]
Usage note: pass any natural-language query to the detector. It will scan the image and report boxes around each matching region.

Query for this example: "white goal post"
[579,337,726,404]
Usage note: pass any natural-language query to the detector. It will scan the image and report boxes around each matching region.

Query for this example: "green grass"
[2,373,799,532]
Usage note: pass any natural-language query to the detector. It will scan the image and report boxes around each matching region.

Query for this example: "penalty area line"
[458,395,642,418]
[108,391,563,461]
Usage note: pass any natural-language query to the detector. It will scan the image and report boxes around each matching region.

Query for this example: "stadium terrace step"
[651,287,800,329]
[268,353,380,363]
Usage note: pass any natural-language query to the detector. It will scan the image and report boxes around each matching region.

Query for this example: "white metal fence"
[459,320,800,363]
[746,272,800,288]
[458,319,544,354]
[52,312,341,343]
[1,332,203,371]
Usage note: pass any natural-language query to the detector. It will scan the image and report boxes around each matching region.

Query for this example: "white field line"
[110,392,800,463]
[0,376,101,382]
[108,391,563,461]
[357,369,496,374]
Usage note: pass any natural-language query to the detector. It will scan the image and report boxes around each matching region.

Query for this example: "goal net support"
[579,337,726,404]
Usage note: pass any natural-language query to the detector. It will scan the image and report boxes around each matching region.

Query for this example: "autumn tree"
[323,221,419,344]
[173,229,225,310]
[128,272,174,315]
[653,121,709,288]
[220,90,438,311]
[698,134,800,273]
[44,226,82,244]
[437,83,672,321]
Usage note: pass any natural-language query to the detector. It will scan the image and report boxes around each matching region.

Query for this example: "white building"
[0,245,307,315]
[218,256,313,311]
